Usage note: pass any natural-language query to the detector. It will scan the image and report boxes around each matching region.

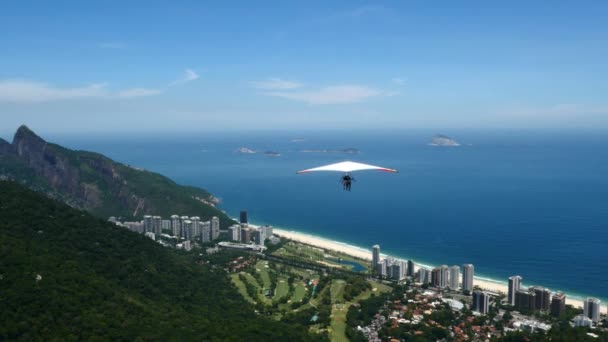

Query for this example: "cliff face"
[0,138,12,155]
[1,125,233,226]
[13,126,88,204]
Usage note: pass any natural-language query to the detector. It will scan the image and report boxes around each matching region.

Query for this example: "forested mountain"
[0,181,317,341]
[0,125,234,227]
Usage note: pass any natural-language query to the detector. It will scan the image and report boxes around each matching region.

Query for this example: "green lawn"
[292,282,307,302]
[255,260,272,289]
[330,303,349,342]
[330,279,346,304]
[273,278,289,301]
[230,273,256,304]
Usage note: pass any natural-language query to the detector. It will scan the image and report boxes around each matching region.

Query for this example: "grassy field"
[292,282,307,302]
[329,278,393,342]
[273,241,370,273]
[274,278,289,301]
[255,261,272,289]
[230,273,256,304]
[330,279,346,304]
[227,242,391,340]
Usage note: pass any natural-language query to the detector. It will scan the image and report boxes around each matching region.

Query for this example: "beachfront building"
[472,291,490,314]
[228,225,241,242]
[240,210,248,224]
[530,286,551,312]
[584,297,601,323]
[418,267,429,284]
[253,229,265,245]
[372,245,381,272]
[211,216,220,240]
[171,215,180,237]
[449,265,460,290]
[431,265,449,288]
[508,275,522,305]
[407,260,415,277]
[462,264,474,293]
[386,259,405,281]
[515,290,537,312]
[376,262,387,277]
[551,292,566,317]
[241,227,251,243]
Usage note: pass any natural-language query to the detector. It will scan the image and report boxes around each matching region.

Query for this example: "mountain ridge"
[0,125,234,227]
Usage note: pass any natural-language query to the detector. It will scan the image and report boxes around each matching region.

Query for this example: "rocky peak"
[13,124,45,145]
[12,125,48,158]
[0,137,13,155]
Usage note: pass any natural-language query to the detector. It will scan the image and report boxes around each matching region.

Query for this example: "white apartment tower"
[508,275,522,305]
[449,265,460,290]
[462,264,474,293]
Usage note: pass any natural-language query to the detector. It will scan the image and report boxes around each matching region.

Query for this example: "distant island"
[300,148,359,154]
[263,151,281,157]
[290,138,306,142]
[236,147,256,154]
[429,134,460,147]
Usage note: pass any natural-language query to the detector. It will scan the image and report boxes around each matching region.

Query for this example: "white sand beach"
[273,228,604,314]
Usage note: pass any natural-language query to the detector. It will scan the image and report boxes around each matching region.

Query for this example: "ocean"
[56,130,608,301]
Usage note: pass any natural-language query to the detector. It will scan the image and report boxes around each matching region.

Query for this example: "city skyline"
[2,1,608,134]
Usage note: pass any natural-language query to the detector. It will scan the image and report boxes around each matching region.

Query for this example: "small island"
[236,147,256,154]
[300,148,359,154]
[429,134,460,147]
[263,151,281,157]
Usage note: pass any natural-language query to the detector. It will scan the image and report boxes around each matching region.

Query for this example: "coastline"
[271,227,607,315]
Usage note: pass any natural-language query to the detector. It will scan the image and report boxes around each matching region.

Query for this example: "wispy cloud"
[391,77,406,85]
[263,85,382,104]
[169,69,200,86]
[0,79,161,103]
[116,87,162,98]
[251,78,302,90]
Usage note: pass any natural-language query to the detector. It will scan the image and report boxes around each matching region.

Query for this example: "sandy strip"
[273,228,605,314]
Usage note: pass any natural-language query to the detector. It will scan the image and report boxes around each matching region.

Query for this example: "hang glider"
[297,161,397,191]
[297,161,398,174]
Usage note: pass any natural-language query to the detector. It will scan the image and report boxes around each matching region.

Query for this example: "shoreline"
[270,227,607,315]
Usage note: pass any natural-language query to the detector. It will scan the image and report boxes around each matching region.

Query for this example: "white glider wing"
[297,161,397,174]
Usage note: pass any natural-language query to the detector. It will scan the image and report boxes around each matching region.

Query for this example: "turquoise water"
[57,130,608,301]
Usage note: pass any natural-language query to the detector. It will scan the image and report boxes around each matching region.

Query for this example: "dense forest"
[0,181,317,341]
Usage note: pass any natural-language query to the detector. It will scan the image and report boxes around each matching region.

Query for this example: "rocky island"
[263,151,281,157]
[236,147,256,154]
[300,148,359,154]
[429,134,461,147]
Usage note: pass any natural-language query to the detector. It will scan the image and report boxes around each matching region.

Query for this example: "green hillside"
[0,181,316,341]
[0,126,235,227]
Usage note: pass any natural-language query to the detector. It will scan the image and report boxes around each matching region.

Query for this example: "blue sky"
[1,1,607,135]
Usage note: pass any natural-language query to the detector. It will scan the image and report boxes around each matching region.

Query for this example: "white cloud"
[117,87,162,98]
[170,69,200,86]
[252,78,302,90]
[391,77,405,85]
[0,79,160,103]
[263,85,382,104]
